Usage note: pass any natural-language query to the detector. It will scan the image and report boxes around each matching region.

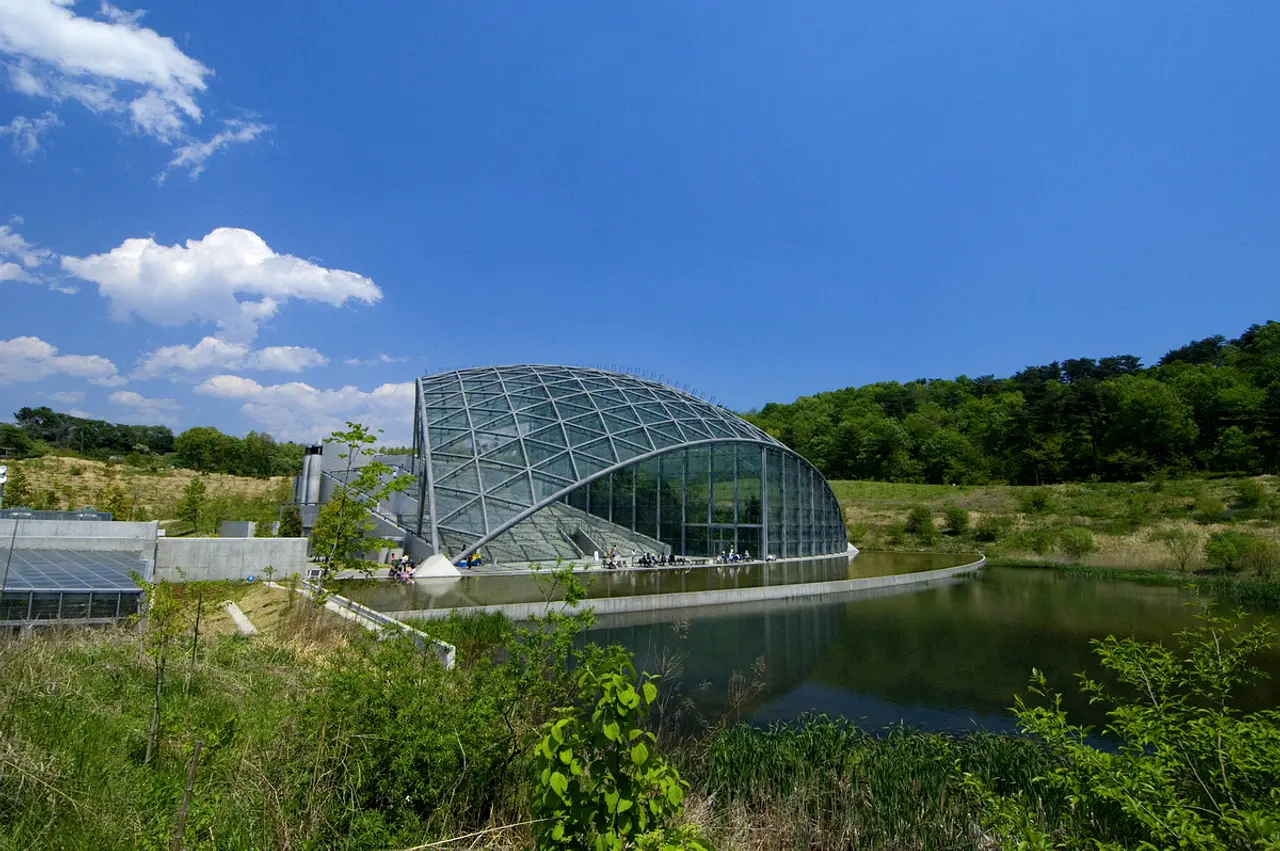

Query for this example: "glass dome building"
[407,365,846,565]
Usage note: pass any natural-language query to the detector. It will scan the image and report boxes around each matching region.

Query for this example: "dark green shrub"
[1026,526,1057,556]
[1233,478,1269,510]
[1057,526,1096,562]
[974,515,1008,543]
[905,506,934,537]
[1018,488,1055,514]
[1205,530,1253,571]
[1194,493,1227,522]
[942,504,970,535]
[1239,537,1280,580]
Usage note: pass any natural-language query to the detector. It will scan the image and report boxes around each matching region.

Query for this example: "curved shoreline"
[391,555,987,621]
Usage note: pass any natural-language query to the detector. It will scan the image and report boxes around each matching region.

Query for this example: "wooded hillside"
[746,320,1280,484]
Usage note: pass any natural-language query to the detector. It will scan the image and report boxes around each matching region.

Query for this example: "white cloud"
[0,0,267,176]
[0,110,58,157]
[47,389,85,403]
[0,221,74,292]
[195,374,413,441]
[343,352,409,367]
[0,335,121,386]
[62,227,382,341]
[134,335,328,377]
[162,119,269,182]
[109,390,180,410]
[0,223,53,268]
[108,389,180,422]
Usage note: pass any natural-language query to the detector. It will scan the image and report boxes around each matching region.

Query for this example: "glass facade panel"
[611,467,634,531]
[711,444,736,524]
[685,445,710,526]
[634,458,660,540]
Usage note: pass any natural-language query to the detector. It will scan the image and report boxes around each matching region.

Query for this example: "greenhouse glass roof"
[412,365,827,558]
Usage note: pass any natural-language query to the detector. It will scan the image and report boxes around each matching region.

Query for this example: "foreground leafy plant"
[532,659,708,851]
[983,604,1280,850]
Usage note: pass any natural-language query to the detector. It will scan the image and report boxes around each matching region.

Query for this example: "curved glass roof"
[413,365,813,556]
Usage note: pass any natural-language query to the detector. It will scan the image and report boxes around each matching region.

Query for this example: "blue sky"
[1,1,1277,443]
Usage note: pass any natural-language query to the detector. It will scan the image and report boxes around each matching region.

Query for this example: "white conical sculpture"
[415,553,462,578]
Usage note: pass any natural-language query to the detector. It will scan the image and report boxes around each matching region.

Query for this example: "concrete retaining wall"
[0,519,158,552]
[393,557,986,621]
[155,537,309,582]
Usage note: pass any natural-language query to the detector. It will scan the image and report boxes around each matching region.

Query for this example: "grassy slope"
[5,455,289,523]
[832,475,1280,571]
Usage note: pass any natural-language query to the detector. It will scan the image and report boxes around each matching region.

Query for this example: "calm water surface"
[341,551,974,612]
[589,565,1280,734]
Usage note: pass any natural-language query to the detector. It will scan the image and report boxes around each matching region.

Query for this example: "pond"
[339,550,977,613]
[587,563,1280,734]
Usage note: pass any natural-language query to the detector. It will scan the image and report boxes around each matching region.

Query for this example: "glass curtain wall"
[559,442,844,558]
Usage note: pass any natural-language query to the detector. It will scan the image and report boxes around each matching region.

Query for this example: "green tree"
[942,504,969,535]
[0,423,37,458]
[174,426,224,472]
[2,463,32,508]
[178,476,207,532]
[94,483,133,520]
[279,503,303,537]
[309,422,411,577]
[1149,527,1201,572]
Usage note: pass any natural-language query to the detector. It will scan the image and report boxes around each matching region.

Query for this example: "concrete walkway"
[222,601,259,635]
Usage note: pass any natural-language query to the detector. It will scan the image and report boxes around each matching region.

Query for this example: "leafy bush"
[982,608,1280,850]
[1148,527,1201,572]
[942,504,970,535]
[1233,478,1269,509]
[1194,493,1227,522]
[846,522,871,544]
[905,506,934,536]
[1057,527,1096,561]
[1018,488,1055,514]
[532,660,705,851]
[974,514,1009,543]
[1238,537,1280,580]
[1204,530,1255,572]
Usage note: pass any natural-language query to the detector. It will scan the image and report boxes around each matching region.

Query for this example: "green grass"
[829,480,981,503]
[690,715,1062,850]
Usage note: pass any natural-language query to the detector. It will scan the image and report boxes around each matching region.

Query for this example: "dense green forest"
[1,407,305,478]
[746,320,1280,485]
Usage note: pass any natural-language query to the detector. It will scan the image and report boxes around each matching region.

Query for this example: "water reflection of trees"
[592,569,1280,732]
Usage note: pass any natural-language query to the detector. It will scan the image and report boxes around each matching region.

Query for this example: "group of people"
[388,553,415,583]
[632,552,689,568]
[714,549,753,564]
[602,549,690,569]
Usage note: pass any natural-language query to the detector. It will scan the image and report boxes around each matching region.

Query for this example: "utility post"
[0,464,7,510]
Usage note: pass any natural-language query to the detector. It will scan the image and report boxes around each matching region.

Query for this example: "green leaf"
[617,797,634,813]
[631,742,649,766]
[550,771,569,797]
[643,681,658,705]
[666,783,684,806]
[559,748,573,764]
[603,721,621,741]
